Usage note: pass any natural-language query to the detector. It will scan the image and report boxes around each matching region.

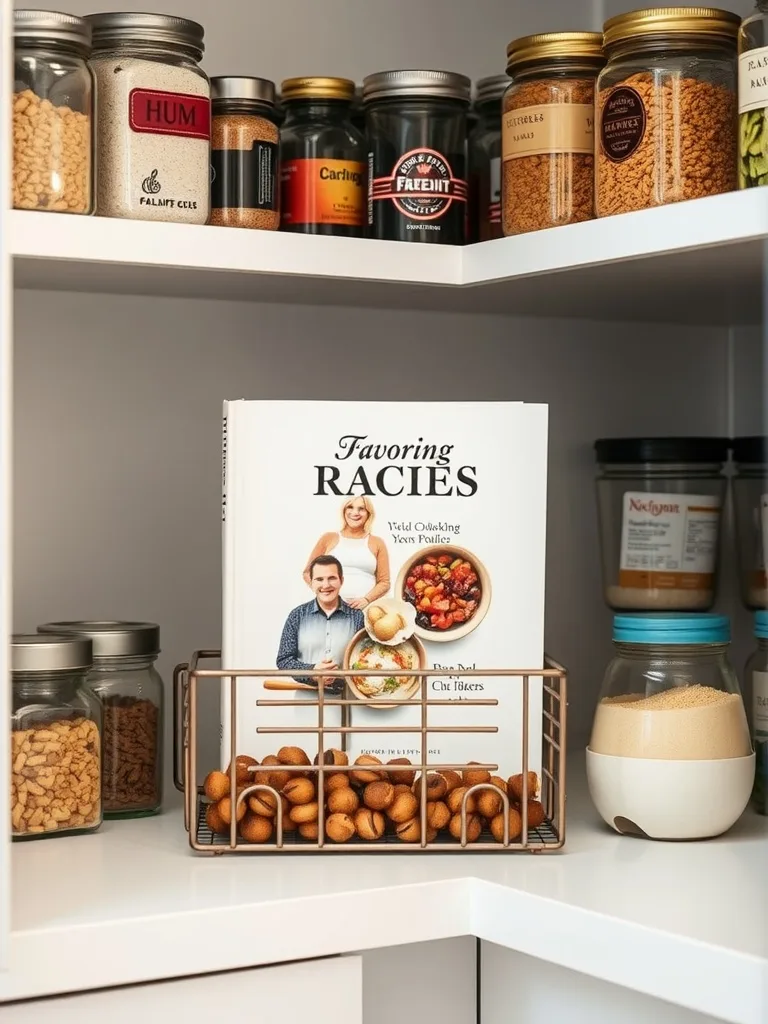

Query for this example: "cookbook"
[221,400,548,778]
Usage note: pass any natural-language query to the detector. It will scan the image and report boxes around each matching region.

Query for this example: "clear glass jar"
[502,33,604,236]
[468,75,507,242]
[12,10,93,214]
[596,8,739,217]
[85,13,210,223]
[732,436,768,609]
[746,610,768,813]
[594,437,729,612]
[38,620,164,818]
[738,1,768,188]
[280,77,366,236]
[11,634,101,840]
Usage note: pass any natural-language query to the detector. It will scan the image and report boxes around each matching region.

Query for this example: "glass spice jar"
[12,9,94,214]
[468,75,507,242]
[502,32,604,236]
[38,620,164,818]
[210,76,279,230]
[731,436,768,609]
[746,610,768,813]
[85,12,210,223]
[279,76,367,236]
[11,634,101,840]
[738,1,768,188]
[596,7,739,217]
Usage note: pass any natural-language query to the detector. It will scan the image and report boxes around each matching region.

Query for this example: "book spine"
[220,402,233,770]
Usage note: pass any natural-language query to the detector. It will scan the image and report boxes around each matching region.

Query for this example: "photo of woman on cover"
[303,496,391,610]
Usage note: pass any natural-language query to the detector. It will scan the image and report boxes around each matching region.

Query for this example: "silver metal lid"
[14,10,92,55]
[37,620,160,659]
[362,70,471,104]
[86,12,204,61]
[475,74,510,106]
[211,76,276,107]
[12,633,93,673]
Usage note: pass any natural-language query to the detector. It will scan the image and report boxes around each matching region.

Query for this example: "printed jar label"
[371,147,467,221]
[129,88,210,140]
[489,156,501,224]
[212,140,278,211]
[280,158,365,226]
[600,86,646,162]
[502,104,594,160]
[618,491,720,591]
[739,45,768,113]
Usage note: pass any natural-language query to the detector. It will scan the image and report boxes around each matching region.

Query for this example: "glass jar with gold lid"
[279,76,366,236]
[501,32,605,236]
[596,7,739,218]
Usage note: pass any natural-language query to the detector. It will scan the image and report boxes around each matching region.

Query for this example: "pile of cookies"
[203,747,547,846]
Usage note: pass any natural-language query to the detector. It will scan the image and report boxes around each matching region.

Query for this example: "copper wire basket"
[174,650,567,854]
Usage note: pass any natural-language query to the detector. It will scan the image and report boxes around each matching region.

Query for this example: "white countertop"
[5,761,767,1023]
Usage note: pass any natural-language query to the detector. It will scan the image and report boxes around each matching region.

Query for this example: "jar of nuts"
[11,634,101,840]
[596,7,739,218]
[38,621,164,818]
[12,10,94,215]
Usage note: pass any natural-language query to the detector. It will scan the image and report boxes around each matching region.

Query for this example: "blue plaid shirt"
[276,597,364,688]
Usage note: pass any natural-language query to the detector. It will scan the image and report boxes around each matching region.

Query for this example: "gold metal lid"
[506,31,605,74]
[280,76,355,102]
[602,7,740,53]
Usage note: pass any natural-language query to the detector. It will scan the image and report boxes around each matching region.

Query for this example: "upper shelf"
[10,189,768,323]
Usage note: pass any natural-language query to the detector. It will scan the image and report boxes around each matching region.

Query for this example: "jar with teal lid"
[746,609,768,814]
[587,613,753,840]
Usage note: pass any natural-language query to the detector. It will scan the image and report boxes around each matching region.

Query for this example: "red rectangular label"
[129,88,210,140]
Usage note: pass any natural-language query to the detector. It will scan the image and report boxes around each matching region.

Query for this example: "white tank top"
[333,534,377,600]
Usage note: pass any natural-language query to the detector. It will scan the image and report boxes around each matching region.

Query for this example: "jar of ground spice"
[279,76,366,236]
[38,620,164,818]
[596,7,739,218]
[85,12,210,223]
[210,76,279,230]
[502,33,604,236]
[469,75,507,241]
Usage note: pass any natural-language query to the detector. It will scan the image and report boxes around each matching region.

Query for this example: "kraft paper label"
[502,103,594,161]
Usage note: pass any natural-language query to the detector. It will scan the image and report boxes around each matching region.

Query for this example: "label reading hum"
[212,141,278,211]
[600,86,646,162]
[618,491,720,591]
[739,45,768,113]
[280,158,365,226]
[489,156,501,223]
[371,148,467,221]
[129,88,210,140]
[502,104,594,160]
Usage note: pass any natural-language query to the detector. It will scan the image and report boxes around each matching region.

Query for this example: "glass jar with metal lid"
[211,76,279,231]
[468,75,507,242]
[364,70,471,245]
[596,7,739,218]
[502,33,604,236]
[11,633,101,840]
[12,10,94,214]
[85,12,210,223]
[731,436,768,610]
[594,437,729,612]
[746,610,768,813]
[38,620,164,818]
[279,76,366,236]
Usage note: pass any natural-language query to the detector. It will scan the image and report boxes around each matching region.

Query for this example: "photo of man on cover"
[276,555,364,691]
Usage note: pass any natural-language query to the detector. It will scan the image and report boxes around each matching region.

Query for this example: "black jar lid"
[731,436,768,463]
[594,437,730,463]
[362,70,471,105]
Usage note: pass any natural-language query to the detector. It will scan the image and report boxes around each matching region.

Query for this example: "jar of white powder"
[594,437,728,612]
[587,613,754,840]
[732,436,768,611]
[86,12,210,223]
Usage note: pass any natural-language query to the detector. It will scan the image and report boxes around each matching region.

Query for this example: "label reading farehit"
[619,491,720,591]
[280,158,365,226]
[371,147,467,221]
[489,156,501,224]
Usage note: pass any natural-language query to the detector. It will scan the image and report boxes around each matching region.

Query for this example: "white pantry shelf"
[9,188,768,323]
[4,761,767,1024]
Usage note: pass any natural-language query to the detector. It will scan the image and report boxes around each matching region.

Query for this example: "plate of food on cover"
[363,596,417,646]
[396,545,491,642]
[343,629,427,708]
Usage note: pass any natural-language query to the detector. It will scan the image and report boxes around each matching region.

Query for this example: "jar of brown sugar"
[596,7,739,218]
[211,76,279,230]
[501,32,604,236]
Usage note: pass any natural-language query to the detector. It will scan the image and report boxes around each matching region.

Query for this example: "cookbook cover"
[221,400,548,779]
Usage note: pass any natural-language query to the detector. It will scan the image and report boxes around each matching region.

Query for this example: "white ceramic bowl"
[586,747,755,841]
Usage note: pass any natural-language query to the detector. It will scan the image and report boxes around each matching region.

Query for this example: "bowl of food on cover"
[343,629,427,709]
[364,596,417,646]
[396,545,491,642]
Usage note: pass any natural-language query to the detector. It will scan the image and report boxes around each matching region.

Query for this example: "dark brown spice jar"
[469,74,507,241]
